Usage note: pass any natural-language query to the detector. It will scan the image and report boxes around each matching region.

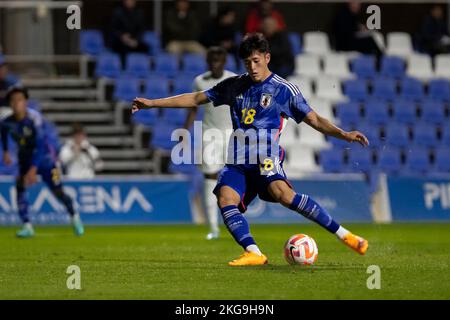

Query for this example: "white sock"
[204,178,219,234]
[71,213,80,223]
[246,244,262,256]
[24,222,33,230]
[335,226,350,240]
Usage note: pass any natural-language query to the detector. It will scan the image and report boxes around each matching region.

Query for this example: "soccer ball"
[284,234,318,265]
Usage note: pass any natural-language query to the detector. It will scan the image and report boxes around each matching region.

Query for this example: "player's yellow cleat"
[342,233,369,255]
[228,251,268,266]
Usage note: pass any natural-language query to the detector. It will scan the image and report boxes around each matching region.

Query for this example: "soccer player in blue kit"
[1,87,84,238]
[133,33,369,266]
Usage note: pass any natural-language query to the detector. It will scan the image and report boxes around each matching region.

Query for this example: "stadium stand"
[3,26,449,181]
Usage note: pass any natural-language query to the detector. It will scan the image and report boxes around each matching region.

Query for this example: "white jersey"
[194,70,235,174]
[194,70,235,130]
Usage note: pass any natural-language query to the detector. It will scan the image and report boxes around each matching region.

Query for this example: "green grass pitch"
[0,223,449,299]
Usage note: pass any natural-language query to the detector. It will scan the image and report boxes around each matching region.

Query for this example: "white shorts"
[200,128,230,175]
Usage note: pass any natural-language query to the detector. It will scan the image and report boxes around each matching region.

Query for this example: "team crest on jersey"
[260,93,272,108]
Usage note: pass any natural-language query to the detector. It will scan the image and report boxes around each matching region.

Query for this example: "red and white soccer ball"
[284,234,318,265]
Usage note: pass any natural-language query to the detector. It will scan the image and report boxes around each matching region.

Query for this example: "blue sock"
[220,205,256,249]
[289,194,340,233]
[16,184,30,223]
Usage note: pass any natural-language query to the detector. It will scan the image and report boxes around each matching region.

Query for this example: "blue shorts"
[213,153,293,208]
[19,160,63,190]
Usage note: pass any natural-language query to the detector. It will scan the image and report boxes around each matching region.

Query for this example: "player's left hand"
[344,131,369,147]
[24,167,38,187]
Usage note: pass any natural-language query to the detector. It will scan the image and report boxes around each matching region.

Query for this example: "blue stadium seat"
[371,78,397,101]
[392,99,417,124]
[428,79,450,102]
[95,53,122,78]
[343,79,368,101]
[351,55,376,79]
[173,75,195,95]
[132,109,159,127]
[336,101,361,127]
[434,147,450,172]
[380,56,405,79]
[161,108,188,126]
[113,76,140,102]
[153,53,179,78]
[144,75,170,98]
[150,122,180,151]
[376,147,402,174]
[80,30,104,55]
[288,32,302,55]
[347,148,372,173]
[400,77,425,101]
[142,31,162,56]
[125,53,150,78]
[420,100,446,125]
[364,100,390,125]
[441,124,450,146]
[319,149,345,173]
[383,123,410,148]
[354,122,381,148]
[404,147,430,174]
[412,123,438,147]
[182,53,207,75]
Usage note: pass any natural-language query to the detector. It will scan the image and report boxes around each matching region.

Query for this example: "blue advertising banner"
[0,176,192,225]
[387,176,450,221]
[245,178,372,223]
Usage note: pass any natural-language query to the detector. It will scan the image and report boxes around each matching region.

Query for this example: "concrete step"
[102,160,154,172]
[45,112,113,123]
[23,77,94,88]
[100,149,150,159]
[57,125,130,136]
[40,101,110,111]
[28,89,98,100]
[87,136,135,147]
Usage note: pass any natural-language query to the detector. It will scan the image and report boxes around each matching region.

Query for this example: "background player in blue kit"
[133,33,369,266]
[1,87,84,238]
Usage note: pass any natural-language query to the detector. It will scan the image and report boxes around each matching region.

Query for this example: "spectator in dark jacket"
[417,5,450,56]
[201,7,238,55]
[261,17,294,78]
[334,1,382,57]
[164,0,205,55]
[110,0,149,62]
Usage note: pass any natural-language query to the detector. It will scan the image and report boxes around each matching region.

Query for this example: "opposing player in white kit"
[184,47,235,240]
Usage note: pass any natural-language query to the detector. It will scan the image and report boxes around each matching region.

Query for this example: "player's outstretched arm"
[131,92,209,114]
[303,110,369,147]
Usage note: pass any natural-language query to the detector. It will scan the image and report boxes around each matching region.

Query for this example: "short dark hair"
[207,46,227,61]
[5,86,29,104]
[238,33,270,59]
[71,122,85,135]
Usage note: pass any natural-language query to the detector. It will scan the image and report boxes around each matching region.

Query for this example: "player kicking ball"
[133,33,369,266]
[184,47,235,240]
[1,87,84,238]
